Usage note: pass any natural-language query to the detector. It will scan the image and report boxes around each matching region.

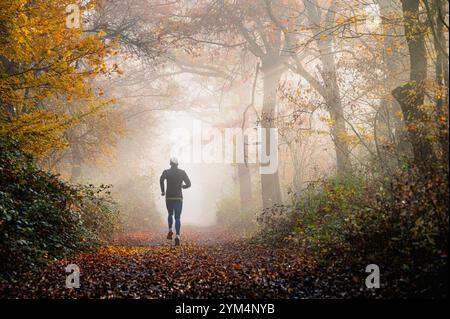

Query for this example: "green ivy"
[0,138,120,281]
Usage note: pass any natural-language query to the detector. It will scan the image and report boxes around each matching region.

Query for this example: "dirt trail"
[3,227,332,298]
[4,227,385,299]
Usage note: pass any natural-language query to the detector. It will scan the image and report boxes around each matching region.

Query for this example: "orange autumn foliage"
[0,0,118,156]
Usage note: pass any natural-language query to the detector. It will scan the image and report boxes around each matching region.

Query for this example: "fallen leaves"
[0,227,389,299]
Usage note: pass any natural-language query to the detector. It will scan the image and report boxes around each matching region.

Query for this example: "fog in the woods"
[69,0,426,228]
[6,0,446,234]
[81,62,337,227]
[1,0,448,298]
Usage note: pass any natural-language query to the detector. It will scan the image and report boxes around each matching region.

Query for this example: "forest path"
[5,227,359,298]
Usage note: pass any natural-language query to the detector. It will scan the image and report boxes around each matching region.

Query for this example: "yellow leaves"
[0,0,120,158]
[434,87,446,100]
[335,16,358,26]
[393,41,405,50]
[0,0,116,107]
[319,34,329,41]
[335,16,346,25]
[407,123,417,132]
[374,34,385,42]
[99,246,152,256]
[348,16,359,24]
[0,110,71,156]
[395,111,404,120]
[338,131,358,146]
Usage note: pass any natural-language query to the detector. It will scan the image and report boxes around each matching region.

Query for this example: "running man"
[159,157,191,246]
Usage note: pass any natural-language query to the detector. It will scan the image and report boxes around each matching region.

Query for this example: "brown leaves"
[2,228,317,299]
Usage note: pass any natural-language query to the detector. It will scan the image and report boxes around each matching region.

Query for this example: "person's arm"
[160,170,166,195]
[182,171,191,189]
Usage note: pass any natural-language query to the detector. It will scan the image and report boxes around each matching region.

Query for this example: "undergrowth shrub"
[257,168,449,296]
[0,138,120,281]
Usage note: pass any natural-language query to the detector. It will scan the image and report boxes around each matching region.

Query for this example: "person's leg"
[174,200,183,245]
[166,200,174,239]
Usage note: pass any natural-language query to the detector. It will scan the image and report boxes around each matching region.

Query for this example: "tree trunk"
[236,90,253,210]
[327,96,351,176]
[289,143,303,193]
[260,60,283,208]
[237,161,252,211]
[304,0,351,176]
[376,0,411,170]
[393,0,436,171]
[429,0,449,163]
[319,44,351,176]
